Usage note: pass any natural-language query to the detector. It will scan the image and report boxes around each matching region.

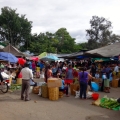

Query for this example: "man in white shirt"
[21,62,33,101]
[114,63,119,75]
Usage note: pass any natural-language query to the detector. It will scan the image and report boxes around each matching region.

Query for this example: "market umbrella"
[0,52,18,63]
[18,58,26,65]
[41,55,59,61]
[39,52,47,58]
[30,56,39,61]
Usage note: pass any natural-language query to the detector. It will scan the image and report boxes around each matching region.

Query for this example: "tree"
[0,7,32,47]
[86,16,113,49]
[55,28,76,53]
[109,34,120,44]
[25,28,77,54]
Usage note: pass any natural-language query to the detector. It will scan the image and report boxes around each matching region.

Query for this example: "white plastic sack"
[37,82,46,86]
[1,72,10,79]
[75,91,93,98]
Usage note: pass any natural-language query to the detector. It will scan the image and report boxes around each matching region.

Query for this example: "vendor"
[44,65,52,83]
[90,63,97,77]
[59,75,69,97]
[101,72,110,93]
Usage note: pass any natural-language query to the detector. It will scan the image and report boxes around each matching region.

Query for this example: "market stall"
[92,96,120,111]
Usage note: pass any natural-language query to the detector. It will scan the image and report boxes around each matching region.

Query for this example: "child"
[36,65,40,78]
[95,70,100,79]
[59,75,69,97]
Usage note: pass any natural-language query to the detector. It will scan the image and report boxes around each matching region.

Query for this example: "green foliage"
[20,28,79,54]
[55,28,76,53]
[1,7,120,54]
[86,16,112,49]
[0,6,32,47]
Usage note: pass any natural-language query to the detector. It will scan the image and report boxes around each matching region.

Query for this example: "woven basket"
[70,83,80,96]
[112,79,119,88]
[48,87,59,101]
[33,86,40,94]
[93,78,100,84]
[59,91,64,95]
[59,91,64,98]
[16,78,22,84]
[41,85,48,98]
[118,72,120,78]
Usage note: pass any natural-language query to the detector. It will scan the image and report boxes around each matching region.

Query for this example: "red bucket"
[92,93,99,100]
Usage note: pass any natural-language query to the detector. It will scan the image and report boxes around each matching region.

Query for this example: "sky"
[0,0,120,43]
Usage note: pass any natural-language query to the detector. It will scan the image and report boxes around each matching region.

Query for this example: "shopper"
[21,62,33,101]
[78,67,92,99]
[65,64,74,85]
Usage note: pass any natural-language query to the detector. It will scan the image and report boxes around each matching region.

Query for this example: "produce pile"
[100,97,120,111]
[10,84,22,91]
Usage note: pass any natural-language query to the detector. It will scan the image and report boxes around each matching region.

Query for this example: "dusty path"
[0,83,120,120]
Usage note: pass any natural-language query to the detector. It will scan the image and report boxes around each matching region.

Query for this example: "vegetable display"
[100,97,120,111]
[10,84,22,91]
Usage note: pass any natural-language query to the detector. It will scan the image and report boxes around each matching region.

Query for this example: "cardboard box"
[47,78,62,88]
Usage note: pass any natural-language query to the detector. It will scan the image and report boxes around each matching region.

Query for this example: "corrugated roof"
[3,44,25,57]
[84,42,120,57]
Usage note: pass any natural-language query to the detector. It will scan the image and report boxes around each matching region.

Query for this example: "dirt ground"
[0,79,120,120]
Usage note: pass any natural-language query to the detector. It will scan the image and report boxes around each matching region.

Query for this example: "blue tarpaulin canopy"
[76,55,88,59]
[0,52,18,63]
[111,56,118,61]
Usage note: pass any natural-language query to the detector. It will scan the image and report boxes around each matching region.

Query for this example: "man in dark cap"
[21,62,33,101]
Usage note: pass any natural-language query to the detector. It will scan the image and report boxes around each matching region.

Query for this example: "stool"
[59,91,64,98]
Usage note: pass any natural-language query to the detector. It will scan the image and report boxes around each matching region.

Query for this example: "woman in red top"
[73,68,78,78]
[15,67,22,80]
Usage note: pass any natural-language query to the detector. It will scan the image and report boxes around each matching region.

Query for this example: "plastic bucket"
[92,93,99,100]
